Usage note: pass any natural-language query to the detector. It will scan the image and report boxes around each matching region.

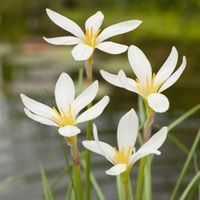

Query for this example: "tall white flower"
[100,45,186,113]
[83,109,167,176]
[43,9,142,61]
[20,73,109,137]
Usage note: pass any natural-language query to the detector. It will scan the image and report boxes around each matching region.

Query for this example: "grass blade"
[180,172,200,200]
[168,134,189,155]
[40,164,54,200]
[168,104,200,132]
[170,129,200,200]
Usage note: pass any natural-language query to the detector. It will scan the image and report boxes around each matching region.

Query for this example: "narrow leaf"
[170,129,200,200]
[168,104,200,132]
[179,172,200,200]
[40,164,54,200]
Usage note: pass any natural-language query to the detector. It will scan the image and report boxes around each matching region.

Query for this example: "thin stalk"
[135,158,146,200]
[170,129,200,200]
[73,165,84,200]
[179,172,200,200]
[168,104,200,132]
[136,99,154,200]
[121,170,131,200]
[117,175,125,200]
[85,55,93,200]
[144,157,152,200]
[60,136,77,199]
[81,159,105,200]
[193,154,200,200]
[168,133,189,155]
[65,137,83,200]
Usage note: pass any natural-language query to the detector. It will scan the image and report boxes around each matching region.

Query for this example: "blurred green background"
[0,1,199,200]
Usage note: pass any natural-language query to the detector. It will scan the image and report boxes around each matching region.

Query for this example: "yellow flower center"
[51,104,75,127]
[136,73,163,97]
[114,147,135,165]
[85,27,100,48]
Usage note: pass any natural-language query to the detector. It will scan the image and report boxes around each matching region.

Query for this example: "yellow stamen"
[114,147,134,165]
[51,103,75,127]
[85,27,100,47]
[136,73,163,97]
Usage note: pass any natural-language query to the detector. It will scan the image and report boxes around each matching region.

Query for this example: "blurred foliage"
[0,0,200,42]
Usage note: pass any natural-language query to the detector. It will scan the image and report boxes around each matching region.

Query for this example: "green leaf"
[170,129,200,200]
[168,104,200,132]
[179,172,200,200]
[40,164,54,200]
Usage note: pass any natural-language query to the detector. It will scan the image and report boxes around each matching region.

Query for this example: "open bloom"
[83,109,167,176]
[43,9,142,61]
[101,45,187,113]
[20,73,109,137]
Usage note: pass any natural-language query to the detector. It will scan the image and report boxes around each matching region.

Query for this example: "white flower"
[43,9,142,61]
[20,73,109,137]
[83,109,167,176]
[101,45,186,113]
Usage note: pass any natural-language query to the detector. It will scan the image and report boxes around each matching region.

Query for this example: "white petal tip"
[147,93,169,113]
[58,126,81,137]
[105,164,127,176]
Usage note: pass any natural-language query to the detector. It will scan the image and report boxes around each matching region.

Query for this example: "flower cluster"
[20,8,186,180]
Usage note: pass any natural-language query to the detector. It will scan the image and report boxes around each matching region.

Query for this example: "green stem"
[65,137,83,200]
[136,99,154,200]
[60,136,77,199]
[136,158,146,200]
[121,170,131,200]
[73,165,84,200]
[85,55,93,200]
[116,175,125,200]
[144,157,152,200]
[81,160,105,200]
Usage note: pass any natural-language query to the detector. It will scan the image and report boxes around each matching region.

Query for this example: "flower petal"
[96,42,128,54]
[83,140,115,160]
[97,20,142,42]
[141,127,168,149]
[20,94,54,118]
[46,8,84,38]
[159,56,187,92]
[43,36,81,45]
[76,96,109,124]
[128,45,152,87]
[100,70,123,88]
[58,126,81,137]
[24,108,58,127]
[106,164,127,176]
[117,70,139,93]
[117,109,139,151]
[154,46,178,85]
[83,124,115,163]
[85,11,104,34]
[73,81,98,116]
[131,148,161,165]
[130,127,167,164]
[55,73,75,112]
[71,43,94,61]
[100,70,138,93]
[147,93,169,113]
